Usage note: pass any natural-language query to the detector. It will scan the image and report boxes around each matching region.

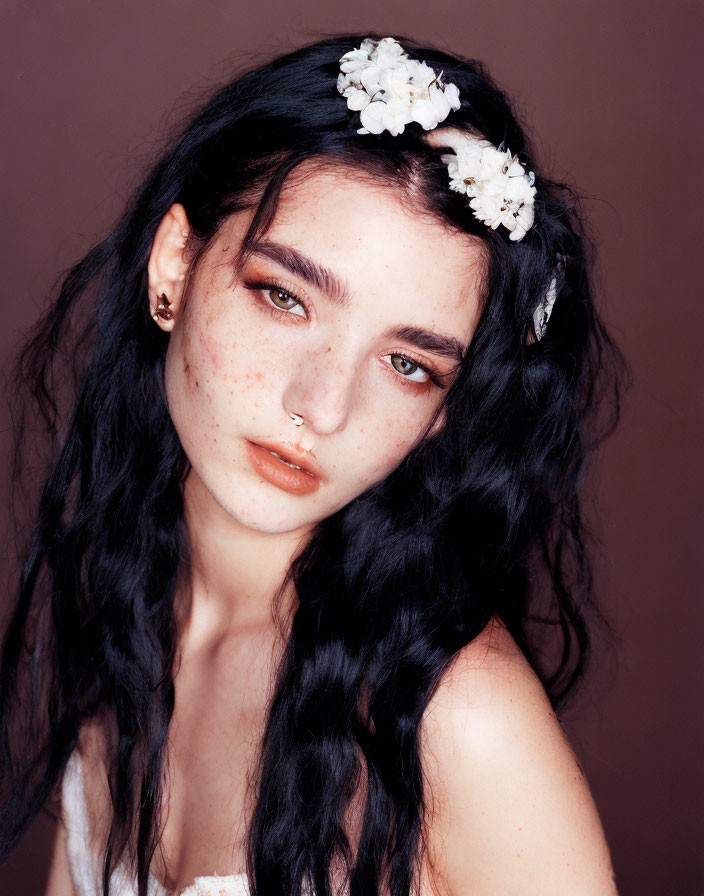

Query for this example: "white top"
[61,748,419,896]
[61,749,249,896]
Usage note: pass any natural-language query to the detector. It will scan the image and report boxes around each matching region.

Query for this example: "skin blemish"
[242,371,265,388]
[197,327,219,369]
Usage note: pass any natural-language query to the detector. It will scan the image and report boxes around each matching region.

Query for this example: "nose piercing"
[289,412,304,426]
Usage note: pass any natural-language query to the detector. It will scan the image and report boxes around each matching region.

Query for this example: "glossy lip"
[244,440,322,496]
[248,437,326,481]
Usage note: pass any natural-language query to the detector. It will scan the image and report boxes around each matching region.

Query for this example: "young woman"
[0,32,627,896]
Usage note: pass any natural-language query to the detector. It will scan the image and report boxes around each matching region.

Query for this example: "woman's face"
[149,163,486,536]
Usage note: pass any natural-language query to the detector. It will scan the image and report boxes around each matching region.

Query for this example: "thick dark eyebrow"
[248,238,352,307]
[383,325,466,365]
[247,238,468,365]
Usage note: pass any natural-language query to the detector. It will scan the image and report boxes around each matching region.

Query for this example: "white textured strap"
[61,750,102,896]
[61,750,395,896]
[61,749,148,896]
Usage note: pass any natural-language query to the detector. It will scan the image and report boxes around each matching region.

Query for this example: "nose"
[282,344,357,435]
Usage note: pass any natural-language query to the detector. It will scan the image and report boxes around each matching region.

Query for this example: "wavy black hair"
[0,31,629,896]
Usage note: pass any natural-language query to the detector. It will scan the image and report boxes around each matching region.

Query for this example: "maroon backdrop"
[1,2,702,894]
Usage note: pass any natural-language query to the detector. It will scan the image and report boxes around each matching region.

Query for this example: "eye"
[264,285,307,317]
[247,280,308,319]
[382,353,432,384]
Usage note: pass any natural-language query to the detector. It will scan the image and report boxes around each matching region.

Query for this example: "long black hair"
[0,31,630,896]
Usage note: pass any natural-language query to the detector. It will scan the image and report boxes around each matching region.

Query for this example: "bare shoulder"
[418,616,618,896]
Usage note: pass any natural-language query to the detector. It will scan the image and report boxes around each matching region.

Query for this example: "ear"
[427,406,447,439]
[147,203,192,332]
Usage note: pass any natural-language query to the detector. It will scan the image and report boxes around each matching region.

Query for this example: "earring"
[153,293,173,322]
[289,412,304,426]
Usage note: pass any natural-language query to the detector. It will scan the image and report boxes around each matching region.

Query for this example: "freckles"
[246,371,265,385]
[183,358,200,392]
[198,328,219,369]
[236,370,267,420]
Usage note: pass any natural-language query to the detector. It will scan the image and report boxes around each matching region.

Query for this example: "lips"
[248,438,325,481]
[245,440,323,496]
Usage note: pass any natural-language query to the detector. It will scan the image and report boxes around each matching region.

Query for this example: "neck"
[173,467,311,656]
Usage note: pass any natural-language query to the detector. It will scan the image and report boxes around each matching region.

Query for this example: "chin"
[217,482,331,535]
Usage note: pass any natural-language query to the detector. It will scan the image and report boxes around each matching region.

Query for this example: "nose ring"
[289,412,304,426]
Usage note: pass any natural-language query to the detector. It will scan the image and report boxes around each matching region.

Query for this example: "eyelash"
[244,279,447,391]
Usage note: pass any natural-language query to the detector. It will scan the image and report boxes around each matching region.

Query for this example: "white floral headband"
[337,36,560,342]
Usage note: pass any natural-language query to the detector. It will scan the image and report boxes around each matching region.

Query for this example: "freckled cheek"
[175,337,211,399]
[179,323,289,420]
[345,402,426,482]
[195,325,228,377]
[375,434,416,473]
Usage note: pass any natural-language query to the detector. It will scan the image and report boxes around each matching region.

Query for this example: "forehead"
[255,162,486,302]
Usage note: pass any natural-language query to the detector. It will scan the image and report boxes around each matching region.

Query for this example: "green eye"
[383,354,431,385]
[391,356,421,376]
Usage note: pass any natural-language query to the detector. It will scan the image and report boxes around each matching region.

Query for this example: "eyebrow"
[247,238,468,365]
[250,238,352,307]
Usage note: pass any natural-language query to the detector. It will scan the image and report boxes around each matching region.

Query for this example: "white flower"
[361,100,408,136]
[337,37,461,136]
[427,127,537,241]
[337,40,538,243]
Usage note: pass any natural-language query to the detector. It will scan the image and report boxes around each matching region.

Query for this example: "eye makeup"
[380,352,448,390]
[245,277,310,320]
[243,275,453,392]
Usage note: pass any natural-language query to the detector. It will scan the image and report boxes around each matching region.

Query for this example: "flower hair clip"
[337,36,461,136]
[337,37,536,243]
[337,37,557,341]
[424,128,536,242]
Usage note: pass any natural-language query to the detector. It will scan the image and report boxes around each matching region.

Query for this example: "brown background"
[1,1,702,894]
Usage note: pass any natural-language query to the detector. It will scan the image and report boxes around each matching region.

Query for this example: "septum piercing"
[289,413,304,426]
